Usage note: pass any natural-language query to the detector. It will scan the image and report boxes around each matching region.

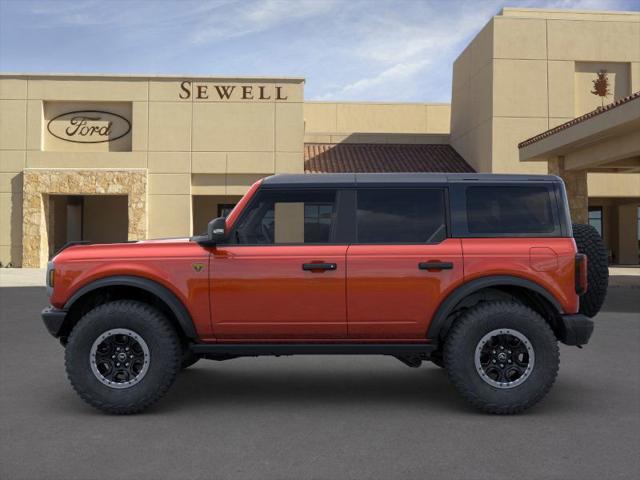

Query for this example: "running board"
[190,342,437,357]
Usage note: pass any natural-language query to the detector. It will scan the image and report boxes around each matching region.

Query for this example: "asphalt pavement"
[1,285,639,480]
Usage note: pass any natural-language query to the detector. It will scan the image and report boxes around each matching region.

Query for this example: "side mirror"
[207,217,227,244]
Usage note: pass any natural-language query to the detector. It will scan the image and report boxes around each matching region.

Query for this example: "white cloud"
[317,59,430,100]
[312,0,504,101]
[6,0,638,102]
[189,0,337,44]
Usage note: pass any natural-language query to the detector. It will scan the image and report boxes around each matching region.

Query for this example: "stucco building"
[1,7,639,268]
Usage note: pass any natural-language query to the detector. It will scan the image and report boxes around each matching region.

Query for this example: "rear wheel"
[573,223,609,317]
[444,301,559,414]
[65,300,182,414]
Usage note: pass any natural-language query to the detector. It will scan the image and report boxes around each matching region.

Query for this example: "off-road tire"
[181,349,200,369]
[444,301,559,414]
[573,223,609,318]
[65,300,182,414]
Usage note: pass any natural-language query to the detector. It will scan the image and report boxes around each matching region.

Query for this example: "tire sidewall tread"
[65,300,182,414]
[444,301,560,415]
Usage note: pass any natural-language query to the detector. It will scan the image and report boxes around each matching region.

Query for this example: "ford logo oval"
[47,110,131,144]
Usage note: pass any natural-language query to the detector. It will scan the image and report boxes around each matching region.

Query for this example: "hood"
[52,237,196,262]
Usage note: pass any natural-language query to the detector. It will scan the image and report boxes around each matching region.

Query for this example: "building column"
[548,157,588,224]
[617,203,639,265]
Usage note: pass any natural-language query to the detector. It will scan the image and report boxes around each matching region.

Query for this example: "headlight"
[46,261,55,296]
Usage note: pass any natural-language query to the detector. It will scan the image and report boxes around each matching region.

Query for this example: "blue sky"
[1,0,638,102]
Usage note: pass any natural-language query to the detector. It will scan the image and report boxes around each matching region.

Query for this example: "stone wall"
[22,169,147,267]
[548,157,588,224]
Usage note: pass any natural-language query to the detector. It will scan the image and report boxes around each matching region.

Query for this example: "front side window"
[231,189,337,245]
[466,186,556,235]
[356,189,446,243]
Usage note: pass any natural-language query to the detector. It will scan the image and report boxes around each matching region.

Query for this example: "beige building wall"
[451,7,640,187]
[0,74,305,267]
[304,102,451,144]
[450,19,494,173]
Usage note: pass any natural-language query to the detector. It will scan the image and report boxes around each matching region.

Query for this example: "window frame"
[221,186,352,246]
[352,186,450,245]
[449,183,565,238]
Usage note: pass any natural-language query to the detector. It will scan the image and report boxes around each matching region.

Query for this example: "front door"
[210,188,348,340]
[346,188,464,339]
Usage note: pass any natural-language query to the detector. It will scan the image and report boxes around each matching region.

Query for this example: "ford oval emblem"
[47,110,131,144]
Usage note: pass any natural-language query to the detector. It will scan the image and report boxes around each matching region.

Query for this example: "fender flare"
[64,275,197,338]
[427,275,564,341]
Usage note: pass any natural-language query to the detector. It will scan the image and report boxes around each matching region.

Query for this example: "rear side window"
[466,186,556,234]
[356,189,446,243]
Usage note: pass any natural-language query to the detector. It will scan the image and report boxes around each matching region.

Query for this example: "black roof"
[262,173,562,188]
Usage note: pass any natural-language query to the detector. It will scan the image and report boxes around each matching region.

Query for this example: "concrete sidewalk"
[0,266,638,288]
[0,268,46,287]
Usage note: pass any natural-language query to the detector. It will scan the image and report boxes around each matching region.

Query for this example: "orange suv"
[42,173,608,414]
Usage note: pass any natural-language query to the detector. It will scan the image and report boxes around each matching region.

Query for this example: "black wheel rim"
[474,329,535,389]
[90,329,150,389]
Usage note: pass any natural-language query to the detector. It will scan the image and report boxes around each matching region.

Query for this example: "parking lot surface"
[1,285,639,480]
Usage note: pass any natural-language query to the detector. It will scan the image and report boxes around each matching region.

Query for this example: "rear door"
[210,188,349,340]
[346,188,464,339]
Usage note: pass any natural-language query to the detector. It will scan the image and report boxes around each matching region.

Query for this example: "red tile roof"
[304,143,474,173]
[518,91,640,148]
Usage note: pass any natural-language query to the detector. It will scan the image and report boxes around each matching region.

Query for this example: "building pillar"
[548,157,588,224]
[617,203,639,265]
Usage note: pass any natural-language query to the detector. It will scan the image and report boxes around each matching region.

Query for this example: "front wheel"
[65,300,182,414]
[443,301,559,414]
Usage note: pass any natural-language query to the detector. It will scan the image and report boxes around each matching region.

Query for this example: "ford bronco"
[42,173,608,414]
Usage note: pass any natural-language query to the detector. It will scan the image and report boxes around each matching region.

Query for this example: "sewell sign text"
[178,81,288,101]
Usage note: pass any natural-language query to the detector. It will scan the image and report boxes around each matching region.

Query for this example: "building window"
[588,207,603,237]
[218,204,236,218]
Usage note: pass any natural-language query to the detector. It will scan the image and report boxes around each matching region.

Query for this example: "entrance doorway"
[589,198,640,265]
[50,195,129,254]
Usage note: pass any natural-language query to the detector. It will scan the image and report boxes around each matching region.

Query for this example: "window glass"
[232,190,337,244]
[588,207,603,237]
[356,189,446,243]
[466,186,556,234]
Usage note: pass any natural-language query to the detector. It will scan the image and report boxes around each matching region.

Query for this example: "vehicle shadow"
[161,362,471,412]
[158,361,583,415]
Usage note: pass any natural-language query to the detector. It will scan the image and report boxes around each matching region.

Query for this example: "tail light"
[575,254,588,295]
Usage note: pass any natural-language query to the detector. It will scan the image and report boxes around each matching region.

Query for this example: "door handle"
[302,263,337,271]
[419,261,453,271]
